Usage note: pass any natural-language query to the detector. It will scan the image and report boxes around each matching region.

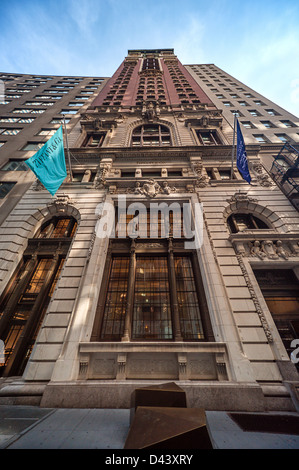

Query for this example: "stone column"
[168,238,183,341]
[122,239,136,342]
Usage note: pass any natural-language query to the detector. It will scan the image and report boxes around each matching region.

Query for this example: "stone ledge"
[39,380,266,411]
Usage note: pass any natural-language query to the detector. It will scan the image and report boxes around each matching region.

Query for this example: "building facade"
[0,49,298,412]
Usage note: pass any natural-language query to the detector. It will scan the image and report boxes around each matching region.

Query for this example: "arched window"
[227,213,269,233]
[131,124,171,147]
[0,216,77,377]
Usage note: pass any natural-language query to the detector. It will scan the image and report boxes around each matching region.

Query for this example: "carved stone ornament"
[142,101,160,121]
[226,191,258,205]
[47,194,76,210]
[251,162,273,187]
[94,163,112,189]
[195,175,209,188]
[127,179,176,197]
[249,239,290,260]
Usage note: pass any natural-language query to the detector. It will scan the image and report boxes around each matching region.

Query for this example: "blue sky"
[0,0,299,117]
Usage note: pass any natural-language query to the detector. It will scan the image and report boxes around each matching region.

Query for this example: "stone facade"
[0,50,298,411]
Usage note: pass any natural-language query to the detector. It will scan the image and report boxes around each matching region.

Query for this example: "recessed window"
[267,109,280,116]
[253,134,268,143]
[275,134,290,143]
[0,128,21,135]
[19,118,35,124]
[231,110,243,117]
[1,160,29,171]
[68,102,84,106]
[254,100,265,106]
[82,133,106,148]
[31,109,45,114]
[167,169,182,177]
[222,101,232,107]
[60,109,78,115]
[51,118,70,124]
[121,170,136,178]
[0,142,5,148]
[241,121,255,129]
[196,130,221,145]
[219,170,231,180]
[0,117,19,123]
[37,129,56,136]
[249,110,261,116]
[132,124,171,147]
[12,108,32,114]
[228,213,269,233]
[280,120,295,128]
[238,101,248,106]
[21,142,44,151]
[261,121,275,128]
[0,182,16,198]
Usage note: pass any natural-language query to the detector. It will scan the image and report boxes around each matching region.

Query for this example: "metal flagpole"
[63,114,73,182]
[230,114,236,180]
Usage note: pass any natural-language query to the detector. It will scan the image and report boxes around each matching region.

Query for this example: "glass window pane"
[175,256,204,340]
[132,256,173,340]
[100,257,130,340]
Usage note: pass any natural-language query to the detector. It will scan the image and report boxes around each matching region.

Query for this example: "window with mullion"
[175,256,204,340]
[132,256,172,340]
[100,257,129,340]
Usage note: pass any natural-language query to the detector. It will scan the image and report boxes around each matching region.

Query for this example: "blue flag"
[236,118,251,184]
[25,126,67,196]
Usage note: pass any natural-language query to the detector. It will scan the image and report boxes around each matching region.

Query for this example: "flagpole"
[230,114,236,180]
[63,115,73,182]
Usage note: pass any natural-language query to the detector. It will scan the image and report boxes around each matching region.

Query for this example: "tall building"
[0,49,298,413]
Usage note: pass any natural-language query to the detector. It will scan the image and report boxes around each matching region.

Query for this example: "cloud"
[67,0,102,35]
[173,16,206,64]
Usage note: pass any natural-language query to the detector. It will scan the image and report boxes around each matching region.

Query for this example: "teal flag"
[25,126,67,196]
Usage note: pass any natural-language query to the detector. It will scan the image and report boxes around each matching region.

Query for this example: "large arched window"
[0,216,77,377]
[227,213,269,233]
[131,124,171,147]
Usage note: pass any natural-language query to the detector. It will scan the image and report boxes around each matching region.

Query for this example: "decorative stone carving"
[227,191,258,205]
[128,179,176,197]
[47,194,77,212]
[161,181,176,194]
[236,253,273,343]
[94,163,111,189]
[261,240,279,259]
[143,179,161,197]
[276,240,289,259]
[142,101,160,121]
[192,160,209,188]
[251,162,273,187]
[195,175,209,188]
[250,241,267,259]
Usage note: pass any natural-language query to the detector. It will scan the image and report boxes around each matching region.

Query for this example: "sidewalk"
[0,405,299,449]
